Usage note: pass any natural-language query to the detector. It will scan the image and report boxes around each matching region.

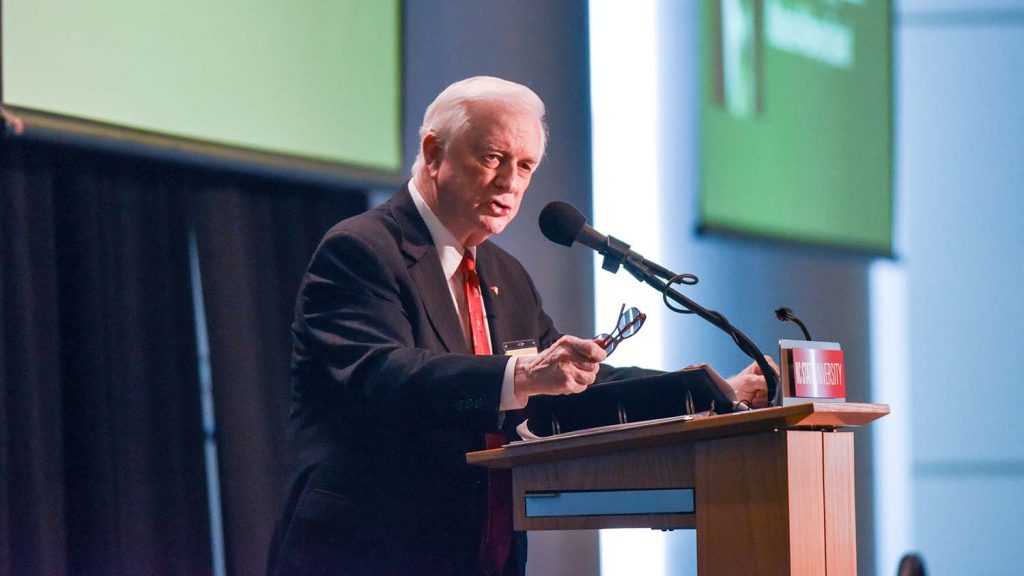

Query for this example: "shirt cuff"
[499,356,526,411]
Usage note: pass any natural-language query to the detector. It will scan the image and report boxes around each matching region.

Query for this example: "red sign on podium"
[779,340,845,403]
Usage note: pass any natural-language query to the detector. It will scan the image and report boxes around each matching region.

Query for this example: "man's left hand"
[727,356,779,408]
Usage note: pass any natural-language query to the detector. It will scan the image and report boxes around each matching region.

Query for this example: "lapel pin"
[490,285,500,296]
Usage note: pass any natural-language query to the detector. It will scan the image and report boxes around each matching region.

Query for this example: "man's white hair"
[411,76,548,177]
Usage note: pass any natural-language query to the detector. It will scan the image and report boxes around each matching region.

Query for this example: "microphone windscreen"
[539,201,586,247]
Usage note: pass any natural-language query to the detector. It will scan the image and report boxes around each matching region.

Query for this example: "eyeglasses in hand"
[594,304,646,357]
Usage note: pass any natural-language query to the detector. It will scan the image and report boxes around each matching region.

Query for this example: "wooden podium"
[467,402,888,576]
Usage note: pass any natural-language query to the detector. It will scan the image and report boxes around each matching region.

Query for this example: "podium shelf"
[468,402,889,469]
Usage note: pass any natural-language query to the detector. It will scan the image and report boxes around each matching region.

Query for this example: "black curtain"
[56,149,212,576]
[1,140,210,575]
[1,138,368,576]
[189,179,366,576]
[1,141,67,576]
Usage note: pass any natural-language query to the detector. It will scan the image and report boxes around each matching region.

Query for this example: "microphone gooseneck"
[538,201,781,407]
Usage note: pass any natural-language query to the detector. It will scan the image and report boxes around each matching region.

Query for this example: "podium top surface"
[467,402,889,469]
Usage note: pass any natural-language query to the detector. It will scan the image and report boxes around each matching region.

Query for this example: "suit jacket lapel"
[390,185,470,354]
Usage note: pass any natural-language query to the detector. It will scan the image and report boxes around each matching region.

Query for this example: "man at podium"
[267,76,771,576]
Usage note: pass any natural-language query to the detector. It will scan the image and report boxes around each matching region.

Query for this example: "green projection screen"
[2,0,402,179]
[700,0,892,253]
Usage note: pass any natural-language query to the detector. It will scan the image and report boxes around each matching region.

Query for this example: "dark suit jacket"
[268,185,646,576]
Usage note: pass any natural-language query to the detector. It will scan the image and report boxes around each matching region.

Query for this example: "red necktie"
[461,251,512,575]
[460,251,492,355]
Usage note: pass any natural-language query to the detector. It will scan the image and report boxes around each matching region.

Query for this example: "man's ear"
[422,133,444,175]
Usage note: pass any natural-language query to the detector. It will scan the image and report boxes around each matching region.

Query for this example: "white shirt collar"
[408,180,476,280]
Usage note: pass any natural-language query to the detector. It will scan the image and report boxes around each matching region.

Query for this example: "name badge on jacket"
[502,339,538,357]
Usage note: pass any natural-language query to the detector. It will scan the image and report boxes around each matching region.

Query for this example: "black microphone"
[775,307,813,340]
[539,201,644,275]
[539,201,609,251]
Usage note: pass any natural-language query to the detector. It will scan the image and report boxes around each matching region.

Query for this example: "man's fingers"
[558,336,607,362]
[560,361,597,383]
[565,366,596,392]
[566,382,589,394]
[576,365,598,385]
[747,356,779,376]
[556,358,597,387]
[519,336,606,397]
[750,386,769,408]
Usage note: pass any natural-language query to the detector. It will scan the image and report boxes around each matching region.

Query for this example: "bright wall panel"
[699,0,892,252]
[2,0,401,173]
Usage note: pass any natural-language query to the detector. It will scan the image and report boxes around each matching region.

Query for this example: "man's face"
[425,101,544,247]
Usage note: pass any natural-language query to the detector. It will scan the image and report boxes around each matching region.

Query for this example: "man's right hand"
[512,335,606,405]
